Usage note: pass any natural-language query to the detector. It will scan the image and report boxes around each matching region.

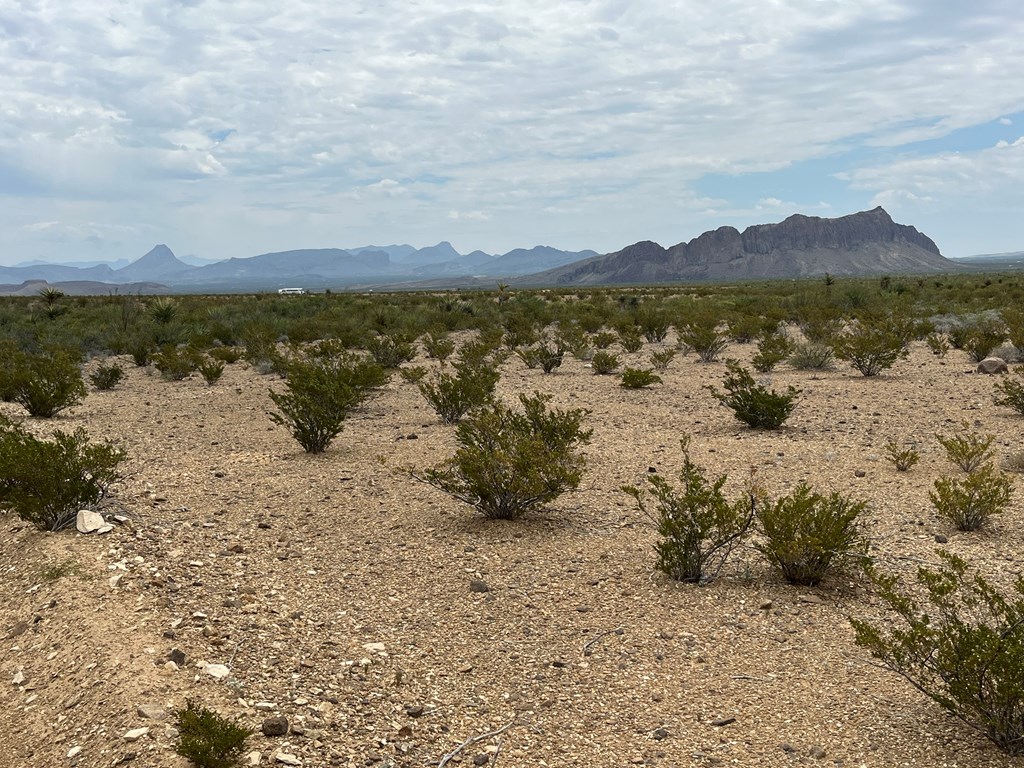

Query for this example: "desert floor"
[1,335,1022,768]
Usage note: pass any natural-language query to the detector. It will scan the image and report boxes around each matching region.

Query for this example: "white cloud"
[1,0,1023,262]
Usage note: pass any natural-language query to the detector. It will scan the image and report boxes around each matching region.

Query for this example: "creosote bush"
[198,358,225,385]
[705,362,799,429]
[851,552,1024,755]
[832,318,909,377]
[174,699,253,768]
[994,368,1024,416]
[269,353,387,453]
[517,343,563,373]
[677,320,728,363]
[751,330,794,373]
[89,362,124,390]
[884,439,920,471]
[930,463,1013,531]
[590,350,620,375]
[620,367,661,389]
[617,328,644,353]
[649,348,676,371]
[937,426,994,473]
[755,483,868,586]
[419,342,502,424]
[788,341,835,371]
[624,436,754,584]
[11,349,87,418]
[152,345,201,381]
[925,332,950,357]
[963,317,1007,362]
[365,333,416,369]
[0,415,125,531]
[419,392,591,520]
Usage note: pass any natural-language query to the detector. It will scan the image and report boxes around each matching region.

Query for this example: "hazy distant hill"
[529,207,956,286]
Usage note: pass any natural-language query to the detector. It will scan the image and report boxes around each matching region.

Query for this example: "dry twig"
[438,719,517,768]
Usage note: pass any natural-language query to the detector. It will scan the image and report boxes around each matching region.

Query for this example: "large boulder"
[977,357,1009,374]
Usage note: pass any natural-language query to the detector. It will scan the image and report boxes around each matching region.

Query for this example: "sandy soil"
[1,335,1022,768]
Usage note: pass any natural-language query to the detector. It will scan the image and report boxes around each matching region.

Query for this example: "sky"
[2,0,1023,266]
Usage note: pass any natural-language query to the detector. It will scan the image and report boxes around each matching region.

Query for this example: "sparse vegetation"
[705,362,799,429]
[0,415,125,531]
[624,436,754,584]
[937,426,995,473]
[930,462,1013,532]
[590,350,620,375]
[677,320,728,363]
[788,341,835,371]
[89,362,125,390]
[174,699,253,768]
[620,367,661,388]
[884,439,920,471]
[851,552,1024,755]
[198,358,225,385]
[419,392,591,520]
[994,368,1024,416]
[751,329,794,373]
[10,349,87,417]
[649,348,676,370]
[832,317,909,377]
[419,343,502,424]
[755,483,868,586]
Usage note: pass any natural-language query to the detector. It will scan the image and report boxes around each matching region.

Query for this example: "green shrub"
[994,368,1024,416]
[197,358,225,385]
[832,319,909,377]
[422,330,455,363]
[947,322,970,350]
[89,363,124,391]
[399,365,428,383]
[517,343,563,373]
[930,463,1013,531]
[884,439,920,471]
[925,332,950,357]
[148,296,178,325]
[620,367,661,388]
[649,348,676,371]
[705,362,799,429]
[851,552,1024,755]
[1004,308,1024,352]
[937,426,994,473]
[617,328,644,353]
[269,354,387,453]
[751,330,794,373]
[677,321,728,363]
[418,347,501,424]
[637,307,671,343]
[419,392,591,519]
[366,333,416,368]
[590,351,620,375]
[591,331,618,349]
[0,341,27,401]
[128,338,152,367]
[0,416,125,531]
[964,318,1007,362]
[11,349,87,418]
[152,345,201,381]
[207,346,242,364]
[788,341,835,370]
[623,437,754,584]
[755,483,868,586]
[174,699,253,768]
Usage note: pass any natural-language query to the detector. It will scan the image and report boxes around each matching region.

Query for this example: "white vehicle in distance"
[277,288,307,295]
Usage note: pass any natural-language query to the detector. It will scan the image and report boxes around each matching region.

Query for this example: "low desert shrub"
[994,368,1024,416]
[649,348,676,370]
[751,330,794,373]
[937,426,994,473]
[591,331,618,349]
[517,343,563,373]
[419,392,591,519]
[0,416,125,531]
[617,328,644,353]
[755,483,868,586]
[623,436,754,584]
[11,349,87,417]
[677,321,728,363]
[930,463,1013,531]
[366,333,416,369]
[197,358,225,385]
[269,354,387,453]
[174,699,253,768]
[152,345,201,381]
[419,347,502,424]
[964,318,1007,363]
[207,346,242,364]
[832,319,909,377]
[620,367,661,388]
[850,552,1024,755]
[884,439,920,471]
[590,351,620,375]
[788,342,835,371]
[89,363,124,391]
[925,332,950,357]
[705,362,799,429]
[422,330,455,363]
[399,365,428,384]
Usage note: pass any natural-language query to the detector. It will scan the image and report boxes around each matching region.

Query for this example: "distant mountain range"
[0,208,991,295]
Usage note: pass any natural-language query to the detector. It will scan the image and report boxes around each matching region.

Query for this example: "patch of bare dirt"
[1,337,1021,768]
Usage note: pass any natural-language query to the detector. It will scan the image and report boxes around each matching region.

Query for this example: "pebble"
[652,727,669,740]
[710,717,735,727]
[935,534,949,544]
[262,716,289,737]
[136,703,168,720]
[362,642,387,654]
[469,580,490,593]
[67,746,82,758]
[75,510,105,534]
[204,664,231,679]
[274,752,302,766]
[123,727,149,741]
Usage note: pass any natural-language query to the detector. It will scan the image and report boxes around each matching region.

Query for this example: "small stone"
[780,743,796,753]
[854,469,867,478]
[469,580,490,593]
[652,727,669,740]
[405,704,424,718]
[262,716,289,737]
[123,727,149,742]
[204,664,231,679]
[935,534,949,544]
[254,702,277,711]
[977,357,1009,374]
[710,717,736,727]
[758,600,773,611]
[808,745,827,759]
[168,649,187,666]
[273,752,301,766]
[551,659,568,668]
[457,663,473,673]
[473,754,490,766]
[799,594,824,605]
[246,751,262,766]
[362,642,387,654]
[67,746,82,758]
[12,669,25,686]
[136,703,167,720]
[76,510,105,534]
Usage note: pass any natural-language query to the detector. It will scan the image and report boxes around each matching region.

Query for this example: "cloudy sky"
[2,0,1023,265]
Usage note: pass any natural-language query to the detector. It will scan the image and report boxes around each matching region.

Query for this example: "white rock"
[136,703,168,720]
[246,751,263,766]
[76,510,105,533]
[12,669,25,685]
[254,701,277,711]
[123,727,149,741]
[362,642,387,654]
[204,664,231,679]
[274,753,302,766]
[97,524,114,535]
[67,746,82,758]
[109,573,124,588]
